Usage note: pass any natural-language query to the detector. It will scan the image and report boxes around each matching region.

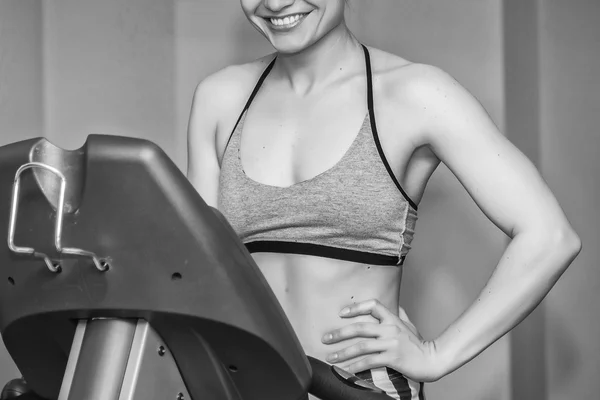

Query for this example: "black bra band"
[245,241,404,266]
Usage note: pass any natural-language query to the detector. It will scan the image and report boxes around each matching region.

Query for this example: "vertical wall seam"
[503,0,547,399]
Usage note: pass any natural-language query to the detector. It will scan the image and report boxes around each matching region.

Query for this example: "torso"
[212,46,440,369]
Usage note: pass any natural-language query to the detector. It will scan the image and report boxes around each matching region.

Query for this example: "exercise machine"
[0,135,390,400]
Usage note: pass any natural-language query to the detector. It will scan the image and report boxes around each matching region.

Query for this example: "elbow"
[511,223,581,280]
[520,222,581,255]
[555,225,582,256]
[547,225,582,271]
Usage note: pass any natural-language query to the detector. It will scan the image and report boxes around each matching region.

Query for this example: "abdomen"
[251,252,403,370]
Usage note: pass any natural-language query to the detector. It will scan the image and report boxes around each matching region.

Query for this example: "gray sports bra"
[218,45,417,266]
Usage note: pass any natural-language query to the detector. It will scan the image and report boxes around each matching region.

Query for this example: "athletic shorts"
[355,367,425,400]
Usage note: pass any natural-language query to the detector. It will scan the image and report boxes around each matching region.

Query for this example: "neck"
[274,23,363,94]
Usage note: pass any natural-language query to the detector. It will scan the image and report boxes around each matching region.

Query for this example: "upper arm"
[186,74,223,208]
[409,65,573,238]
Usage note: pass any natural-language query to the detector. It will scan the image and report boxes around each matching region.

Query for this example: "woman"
[187,1,581,399]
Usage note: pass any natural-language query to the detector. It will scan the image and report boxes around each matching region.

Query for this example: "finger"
[345,353,391,374]
[323,322,382,344]
[340,299,396,323]
[328,339,397,363]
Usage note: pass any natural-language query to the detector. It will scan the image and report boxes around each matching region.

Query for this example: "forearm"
[433,226,581,378]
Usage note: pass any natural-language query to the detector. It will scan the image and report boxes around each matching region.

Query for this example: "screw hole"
[228,365,238,373]
[8,277,15,285]
[176,393,185,400]
[158,346,166,356]
[171,272,182,280]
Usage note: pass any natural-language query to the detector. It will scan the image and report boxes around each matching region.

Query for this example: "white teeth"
[269,14,303,27]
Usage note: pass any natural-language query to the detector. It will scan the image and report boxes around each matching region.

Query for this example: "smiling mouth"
[264,12,311,31]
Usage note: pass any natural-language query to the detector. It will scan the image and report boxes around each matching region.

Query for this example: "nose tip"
[264,0,295,12]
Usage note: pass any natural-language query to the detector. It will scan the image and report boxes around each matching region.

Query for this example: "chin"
[270,36,315,55]
[256,18,319,55]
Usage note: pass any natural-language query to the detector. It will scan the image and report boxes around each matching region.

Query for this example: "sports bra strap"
[362,44,375,112]
[225,57,277,153]
[361,44,418,210]
[241,57,277,114]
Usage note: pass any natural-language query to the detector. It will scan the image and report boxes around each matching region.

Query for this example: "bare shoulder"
[369,48,486,141]
[364,46,414,75]
[191,53,276,120]
[188,53,277,163]
[368,48,460,109]
[389,62,469,113]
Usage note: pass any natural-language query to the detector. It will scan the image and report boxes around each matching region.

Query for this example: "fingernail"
[339,307,350,316]
[327,353,338,362]
[322,334,332,342]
